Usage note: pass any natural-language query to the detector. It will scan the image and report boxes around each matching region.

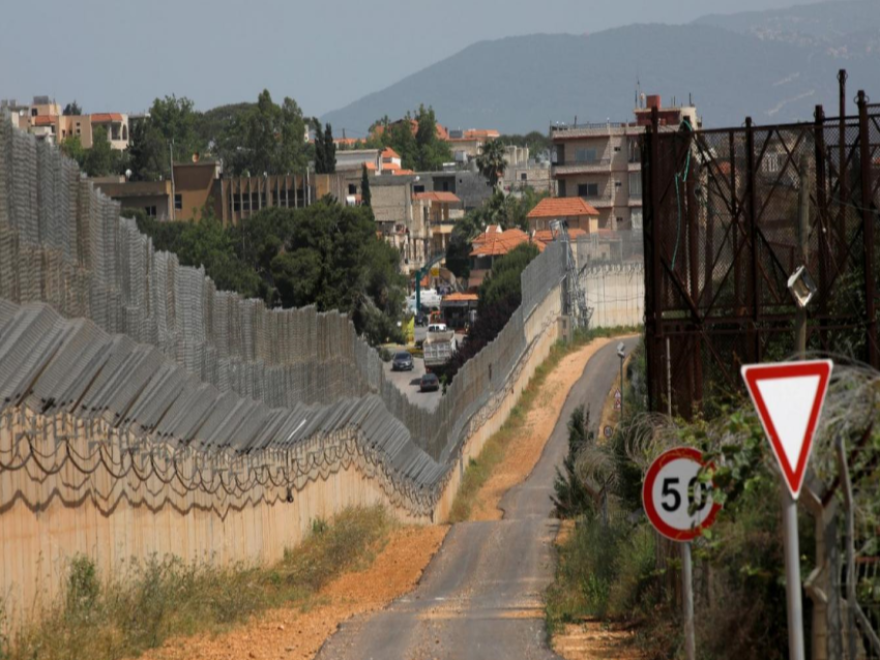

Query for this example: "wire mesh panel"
[642,101,880,416]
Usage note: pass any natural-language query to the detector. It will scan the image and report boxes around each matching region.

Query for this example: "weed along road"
[317,338,639,660]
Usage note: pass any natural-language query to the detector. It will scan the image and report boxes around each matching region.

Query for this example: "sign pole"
[681,541,696,660]
[782,486,806,660]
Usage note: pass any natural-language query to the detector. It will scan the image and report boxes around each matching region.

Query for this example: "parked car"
[392,351,414,371]
[419,372,440,392]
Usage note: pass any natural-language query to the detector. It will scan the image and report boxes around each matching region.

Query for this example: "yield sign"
[741,360,833,499]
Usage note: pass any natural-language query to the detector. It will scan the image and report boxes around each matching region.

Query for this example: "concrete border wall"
[0,118,567,615]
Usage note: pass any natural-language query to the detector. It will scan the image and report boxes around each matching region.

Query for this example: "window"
[31,108,37,117]
[520,173,527,181]
[577,183,599,198]
[615,180,622,189]
[629,172,642,199]
[558,180,567,197]
[614,146,621,152]
[174,194,182,211]
[442,181,450,192]
[348,183,357,195]
[241,194,250,212]
[414,184,426,193]
[762,153,780,174]
[574,148,598,164]
[144,206,157,218]
[617,216,624,225]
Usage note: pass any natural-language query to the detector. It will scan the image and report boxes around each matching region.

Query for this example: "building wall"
[173,162,219,220]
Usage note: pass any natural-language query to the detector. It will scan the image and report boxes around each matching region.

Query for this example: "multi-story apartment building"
[550,95,700,231]
[1,96,129,150]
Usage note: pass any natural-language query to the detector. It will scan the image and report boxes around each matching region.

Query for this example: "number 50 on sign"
[642,447,721,542]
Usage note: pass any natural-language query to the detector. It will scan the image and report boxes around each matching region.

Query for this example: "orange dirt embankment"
[469,338,613,521]
[138,525,447,660]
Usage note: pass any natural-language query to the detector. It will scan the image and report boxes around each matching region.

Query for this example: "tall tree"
[60,135,87,169]
[323,123,337,174]
[415,105,451,171]
[313,119,327,174]
[149,95,203,162]
[62,101,82,116]
[84,126,115,177]
[246,89,281,176]
[361,164,372,207]
[388,114,419,171]
[476,139,507,188]
[127,119,167,181]
[278,97,308,173]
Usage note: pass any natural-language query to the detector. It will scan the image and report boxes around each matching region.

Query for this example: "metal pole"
[857,91,878,369]
[782,486,807,660]
[681,541,696,660]
[796,155,810,358]
[619,354,624,420]
[666,336,673,418]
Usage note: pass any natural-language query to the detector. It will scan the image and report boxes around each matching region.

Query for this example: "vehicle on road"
[424,324,457,369]
[419,372,440,392]
[391,351,414,371]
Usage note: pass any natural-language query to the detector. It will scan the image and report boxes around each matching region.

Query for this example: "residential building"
[468,226,543,290]
[335,148,381,172]
[2,97,128,149]
[550,94,699,231]
[448,128,500,165]
[216,173,309,224]
[96,179,174,220]
[526,197,599,233]
[413,191,463,256]
[90,113,130,150]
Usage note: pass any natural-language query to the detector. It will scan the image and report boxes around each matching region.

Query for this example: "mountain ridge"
[321,1,880,134]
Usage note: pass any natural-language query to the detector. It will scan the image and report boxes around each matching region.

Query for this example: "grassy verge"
[447,326,638,523]
[2,506,391,660]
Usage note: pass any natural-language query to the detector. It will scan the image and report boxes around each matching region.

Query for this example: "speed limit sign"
[642,447,721,542]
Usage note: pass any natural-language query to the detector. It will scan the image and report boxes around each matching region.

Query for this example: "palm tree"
[476,140,507,188]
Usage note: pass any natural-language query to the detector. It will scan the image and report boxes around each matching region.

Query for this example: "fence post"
[857,91,878,368]
[646,105,664,413]
[838,70,849,272]
[745,117,761,363]
[814,105,830,355]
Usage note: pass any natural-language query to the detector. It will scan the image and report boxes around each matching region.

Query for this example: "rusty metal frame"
[642,83,880,416]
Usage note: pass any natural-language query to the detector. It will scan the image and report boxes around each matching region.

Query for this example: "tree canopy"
[62,101,82,116]
[134,199,406,345]
[476,139,507,188]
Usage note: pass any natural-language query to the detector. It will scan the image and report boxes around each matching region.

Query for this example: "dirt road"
[317,338,639,660]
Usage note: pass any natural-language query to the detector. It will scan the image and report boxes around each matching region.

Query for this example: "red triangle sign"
[741,360,833,499]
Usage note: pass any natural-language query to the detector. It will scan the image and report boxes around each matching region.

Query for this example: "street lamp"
[617,342,626,419]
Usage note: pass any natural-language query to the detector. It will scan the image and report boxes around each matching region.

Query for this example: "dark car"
[419,372,440,392]
[392,351,414,371]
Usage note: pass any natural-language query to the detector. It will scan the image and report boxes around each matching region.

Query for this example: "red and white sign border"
[740,359,832,499]
[642,446,721,543]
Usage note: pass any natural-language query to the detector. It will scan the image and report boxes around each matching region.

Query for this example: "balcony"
[552,158,612,177]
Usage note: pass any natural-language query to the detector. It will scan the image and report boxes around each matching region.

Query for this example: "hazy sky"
[1,0,821,123]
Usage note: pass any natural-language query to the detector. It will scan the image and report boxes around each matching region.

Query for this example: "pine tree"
[323,124,337,174]
[361,164,372,207]
[313,120,327,174]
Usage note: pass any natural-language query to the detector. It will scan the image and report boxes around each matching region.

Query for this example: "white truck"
[423,324,457,370]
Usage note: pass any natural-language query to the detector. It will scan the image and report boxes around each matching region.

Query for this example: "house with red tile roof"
[468,226,543,289]
[527,196,600,234]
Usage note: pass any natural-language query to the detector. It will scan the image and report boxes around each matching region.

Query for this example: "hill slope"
[322,2,880,134]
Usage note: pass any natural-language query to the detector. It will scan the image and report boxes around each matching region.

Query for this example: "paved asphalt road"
[318,337,639,660]
[382,354,441,411]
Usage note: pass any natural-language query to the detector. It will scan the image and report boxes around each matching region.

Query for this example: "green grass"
[447,326,640,523]
[2,506,391,660]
